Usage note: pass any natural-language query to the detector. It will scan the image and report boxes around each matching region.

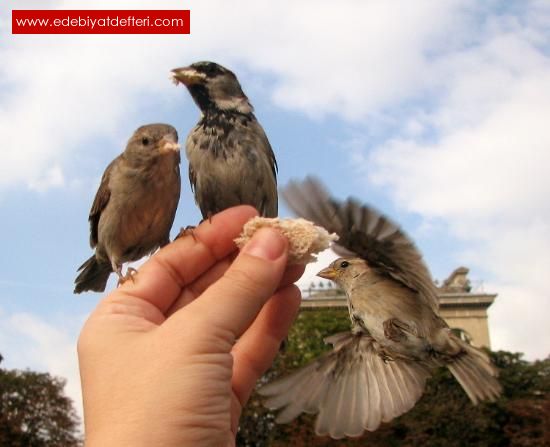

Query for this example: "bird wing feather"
[88,157,117,248]
[188,164,197,193]
[248,118,278,178]
[281,177,440,312]
[247,119,278,216]
[258,332,430,439]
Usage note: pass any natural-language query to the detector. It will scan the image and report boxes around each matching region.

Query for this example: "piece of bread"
[235,217,338,264]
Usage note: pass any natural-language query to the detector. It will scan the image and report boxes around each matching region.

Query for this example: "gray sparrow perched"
[74,124,181,294]
[171,61,277,219]
[259,177,501,438]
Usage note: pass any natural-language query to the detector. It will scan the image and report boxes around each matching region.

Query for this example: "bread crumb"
[235,217,338,264]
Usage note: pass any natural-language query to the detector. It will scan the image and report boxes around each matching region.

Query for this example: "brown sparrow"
[259,177,501,438]
[74,124,181,293]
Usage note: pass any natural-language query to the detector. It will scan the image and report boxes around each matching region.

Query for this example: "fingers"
[280,264,306,289]
[113,206,258,314]
[231,284,301,407]
[165,261,305,318]
[164,255,233,316]
[180,228,289,339]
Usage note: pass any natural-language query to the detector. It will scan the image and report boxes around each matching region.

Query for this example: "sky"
[1,0,549,419]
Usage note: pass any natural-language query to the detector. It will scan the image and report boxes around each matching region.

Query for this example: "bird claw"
[174,225,197,241]
[117,267,138,287]
[197,212,214,226]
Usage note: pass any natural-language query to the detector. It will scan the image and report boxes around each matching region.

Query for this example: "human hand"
[78,205,304,447]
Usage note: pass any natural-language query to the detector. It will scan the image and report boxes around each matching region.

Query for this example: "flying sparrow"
[259,177,501,438]
[74,124,181,293]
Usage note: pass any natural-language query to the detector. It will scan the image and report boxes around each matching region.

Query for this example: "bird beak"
[170,67,207,86]
[317,267,338,280]
[159,137,180,154]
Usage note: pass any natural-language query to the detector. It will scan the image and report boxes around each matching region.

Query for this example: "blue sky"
[1,0,549,416]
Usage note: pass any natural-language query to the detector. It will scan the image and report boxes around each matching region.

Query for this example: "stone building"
[300,267,497,348]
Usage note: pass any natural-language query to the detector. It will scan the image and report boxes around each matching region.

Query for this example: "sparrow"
[259,177,501,439]
[74,124,181,294]
[170,61,277,219]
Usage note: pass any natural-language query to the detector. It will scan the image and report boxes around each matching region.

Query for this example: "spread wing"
[281,177,439,312]
[88,158,117,248]
[259,332,430,439]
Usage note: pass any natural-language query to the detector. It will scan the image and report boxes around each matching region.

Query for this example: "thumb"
[184,227,289,339]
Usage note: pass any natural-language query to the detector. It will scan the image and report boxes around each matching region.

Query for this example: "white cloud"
[0,0,468,193]
[28,165,65,192]
[255,0,465,120]
[1,0,548,362]
[487,283,548,358]
[363,6,550,359]
[0,310,84,418]
[370,74,550,221]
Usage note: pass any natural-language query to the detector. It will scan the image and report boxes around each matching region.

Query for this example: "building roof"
[300,267,497,311]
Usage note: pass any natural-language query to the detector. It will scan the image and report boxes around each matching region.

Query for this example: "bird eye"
[340,261,350,268]
[141,137,150,146]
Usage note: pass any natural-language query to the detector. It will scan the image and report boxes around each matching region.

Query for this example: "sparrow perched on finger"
[171,61,277,219]
[74,124,181,294]
[259,177,501,439]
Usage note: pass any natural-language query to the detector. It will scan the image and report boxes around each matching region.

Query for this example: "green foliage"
[238,308,550,446]
[282,309,350,368]
[237,308,349,446]
[0,357,81,447]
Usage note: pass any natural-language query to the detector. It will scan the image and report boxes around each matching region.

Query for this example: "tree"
[0,355,81,446]
[238,308,550,446]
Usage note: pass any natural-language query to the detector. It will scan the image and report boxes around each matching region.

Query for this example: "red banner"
[12,10,190,34]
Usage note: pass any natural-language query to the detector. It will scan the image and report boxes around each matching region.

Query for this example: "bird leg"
[196,212,214,226]
[116,266,138,287]
[175,225,197,241]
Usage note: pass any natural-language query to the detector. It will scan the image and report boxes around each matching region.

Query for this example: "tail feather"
[74,256,112,294]
[447,340,502,405]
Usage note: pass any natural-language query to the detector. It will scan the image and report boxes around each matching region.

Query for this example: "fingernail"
[242,228,287,260]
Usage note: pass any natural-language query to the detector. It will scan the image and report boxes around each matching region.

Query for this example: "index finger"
[114,205,258,314]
